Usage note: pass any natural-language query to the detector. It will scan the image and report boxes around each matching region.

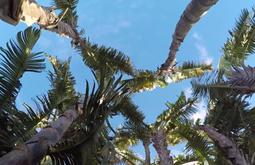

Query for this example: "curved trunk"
[199,125,248,165]
[159,0,219,74]
[0,109,79,165]
[143,141,151,165]
[151,129,173,165]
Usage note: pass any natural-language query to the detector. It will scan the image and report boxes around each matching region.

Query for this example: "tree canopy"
[0,0,254,165]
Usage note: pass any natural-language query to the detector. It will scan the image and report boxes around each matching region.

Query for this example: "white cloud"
[192,32,202,42]
[91,20,132,39]
[184,87,192,99]
[195,43,213,65]
[184,87,207,122]
[192,99,207,122]
[192,32,213,65]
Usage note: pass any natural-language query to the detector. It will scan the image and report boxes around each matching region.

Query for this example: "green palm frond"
[114,131,139,150]
[119,120,150,144]
[0,95,54,156]
[124,62,211,92]
[226,65,255,96]
[81,40,134,78]
[205,96,248,136]
[154,92,197,131]
[124,70,167,92]
[0,56,78,156]
[177,62,212,71]
[174,154,203,165]
[45,74,129,164]
[165,62,212,83]
[113,147,144,165]
[112,97,149,150]
[192,65,255,99]
[191,70,233,99]
[175,123,214,164]
[47,56,77,113]
[0,27,45,110]
[219,9,255,71]
[52,0,79,27]
[112,96,145,125]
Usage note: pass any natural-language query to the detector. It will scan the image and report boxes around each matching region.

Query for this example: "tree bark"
[159,0,219,75]
[0,0,23,25]
[198,125,248,165]
[151,129,173,165]
[143,141,151,165]
[0,109,79,165]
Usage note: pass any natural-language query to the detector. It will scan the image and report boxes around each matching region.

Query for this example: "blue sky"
[0,0,254,161]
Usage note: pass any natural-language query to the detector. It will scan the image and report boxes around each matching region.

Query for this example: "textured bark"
[0,109,79,165]
[199,125,248,165]
[159,0,219,74]
[151,129,173,165]
[0,0,23,25]
[143,141,151,165]
[19,0,77,39]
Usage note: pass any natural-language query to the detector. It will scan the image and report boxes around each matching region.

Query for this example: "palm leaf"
[0,56,78,156]
[154,92,197,131]
[112,96,145,125]
[124,62,211,92]
[45,74,130,164]
[0,27,45,110]
[0,96,53,156]
[219,9,255,71]
[52,0,79,27]
[80,40,134,77]
[47,56,77,114]
[226,65,255,96]
[175,123,215,164]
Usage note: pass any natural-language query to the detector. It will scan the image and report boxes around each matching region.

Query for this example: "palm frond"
[174,154,203,165]
[112,96,145,125]
[123,70,167,92]
[164,62,212,83]
[219,9,255,71]
[154,92,197,131]
[80,40,134,78]
[47,56,77,113]
[0,55,79,158]
[52,0,79,27]
[205,96,248,136]
[175,123,215,164]
[114,131,140,150]
[45,74,130,164]
[226,65,255,96]
[125,62,211,92]
[0,27,45,110]
[191,70,233,99]
[0,95,53,156]
[192,65,255,99]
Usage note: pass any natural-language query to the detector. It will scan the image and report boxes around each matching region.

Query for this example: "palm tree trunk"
[151,129,173,165]
[19,0,77,39]
[198,125,248,165]
[143,141,151,165]
[0,109,79,165]
[159,0,219,74]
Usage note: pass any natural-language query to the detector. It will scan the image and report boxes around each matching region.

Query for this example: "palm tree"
[159,0,219,74]
[191,8,255,165]
[0,0,215,77]
[0,27,134,164]
[0,1,220,164]
[116,92,215,165]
